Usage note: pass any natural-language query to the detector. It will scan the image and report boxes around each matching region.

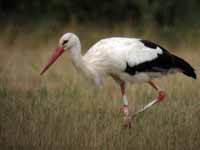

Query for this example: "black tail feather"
[172,55,196,79]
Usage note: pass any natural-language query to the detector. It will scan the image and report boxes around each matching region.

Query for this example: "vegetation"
[0,25,199,150]
[0,0,200,149]
[1,0,200,27]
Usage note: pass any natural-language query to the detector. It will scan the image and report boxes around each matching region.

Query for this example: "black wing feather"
[125,40,196,79]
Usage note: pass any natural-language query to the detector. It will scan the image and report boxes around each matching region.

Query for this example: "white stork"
[40,33,196,128]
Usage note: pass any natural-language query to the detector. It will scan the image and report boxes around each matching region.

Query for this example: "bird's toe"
[123,116,131,128]
[124,121,131,128]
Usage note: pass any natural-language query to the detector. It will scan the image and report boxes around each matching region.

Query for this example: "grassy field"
[0,24,200,150]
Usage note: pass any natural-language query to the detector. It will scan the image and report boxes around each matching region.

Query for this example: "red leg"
[120,82,125,95]
[120,82,131,128]
[148,81,166,103]
[148,80,159,91]
[132,81,166,117]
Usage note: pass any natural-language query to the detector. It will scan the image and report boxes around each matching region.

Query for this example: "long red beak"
[40,47,64,75]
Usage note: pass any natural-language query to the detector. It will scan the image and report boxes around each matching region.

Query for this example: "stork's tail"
[172,55,196,79]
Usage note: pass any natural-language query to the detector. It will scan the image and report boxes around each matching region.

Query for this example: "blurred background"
[1,0,200,46]
[1,0,200,27]
[0,0,199,150]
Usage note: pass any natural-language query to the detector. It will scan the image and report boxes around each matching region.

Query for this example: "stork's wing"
[85,37,195,78]
[124,39,179,75]
[126,40,164,67]
[85,38,170,73]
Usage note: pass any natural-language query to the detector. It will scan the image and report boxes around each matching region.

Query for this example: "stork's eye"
[63,40,68,45]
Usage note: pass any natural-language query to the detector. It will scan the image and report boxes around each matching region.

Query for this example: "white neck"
[68,42,96,81]
[69,42,83,68]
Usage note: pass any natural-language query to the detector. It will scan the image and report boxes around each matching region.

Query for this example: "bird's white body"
[78,37,164,85]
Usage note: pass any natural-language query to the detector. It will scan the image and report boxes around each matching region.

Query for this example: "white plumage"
[41,33,196,128]
[84,37,164,84]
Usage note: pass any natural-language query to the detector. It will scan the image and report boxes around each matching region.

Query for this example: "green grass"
[0,25,200,150]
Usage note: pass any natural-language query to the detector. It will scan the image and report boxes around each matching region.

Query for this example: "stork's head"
[59,33,80,50]
[40,32,80,75]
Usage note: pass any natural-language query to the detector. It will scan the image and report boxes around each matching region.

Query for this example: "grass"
[0,24,200,150]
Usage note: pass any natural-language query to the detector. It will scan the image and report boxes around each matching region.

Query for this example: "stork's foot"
[122,105,131,128]
[124,116,131,128]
